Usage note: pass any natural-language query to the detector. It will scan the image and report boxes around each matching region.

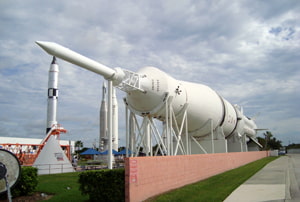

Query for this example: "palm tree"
[263,131,272,150]
[263,131,282,150]
[75,140,83,155]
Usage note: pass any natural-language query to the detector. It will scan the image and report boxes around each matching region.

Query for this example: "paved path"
[224,154,300,202]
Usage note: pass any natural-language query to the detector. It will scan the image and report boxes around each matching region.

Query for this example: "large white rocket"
[46,56,59,133]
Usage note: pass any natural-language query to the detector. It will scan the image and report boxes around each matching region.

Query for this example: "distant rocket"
[112,87,118,151]
[99,82,119,151]
[46,56,59,133]
[100,82,107,150]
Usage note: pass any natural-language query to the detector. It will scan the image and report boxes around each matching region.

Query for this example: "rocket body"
[46,56,59,133]
[125,66,259,139]
[99,82,107,151]
[126,66,239,137]
[99,83,118,151]
[112,87,118,150]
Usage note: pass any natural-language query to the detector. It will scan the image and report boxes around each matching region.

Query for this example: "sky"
[0,0,299,148]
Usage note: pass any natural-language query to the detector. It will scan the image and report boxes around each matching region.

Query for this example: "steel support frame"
[190,119,228,154]
[125,96,190,157]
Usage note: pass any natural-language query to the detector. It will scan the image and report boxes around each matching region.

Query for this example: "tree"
[257,136,265,149]
[268,137,282,150]
[75,140,83,155]
[264,131,272,150]
[261,131,282,150]
[118,146,126,152]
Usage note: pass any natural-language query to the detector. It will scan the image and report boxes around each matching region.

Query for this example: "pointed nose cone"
[35,41,57,56]
[36,41,49,49]
[35,40,45,47]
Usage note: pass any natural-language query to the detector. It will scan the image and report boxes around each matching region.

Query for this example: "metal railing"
[32,163,74,175]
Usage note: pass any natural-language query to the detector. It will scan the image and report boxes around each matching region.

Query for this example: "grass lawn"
[148,156,279,202]
[36,172,89,201]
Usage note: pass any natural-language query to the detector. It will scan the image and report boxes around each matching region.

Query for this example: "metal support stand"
[227,133,248,152]
[125,96,190,156]
[125,105,129,157]
[107,80,113,169]
[5,176,12,202]
[190,119,227,154]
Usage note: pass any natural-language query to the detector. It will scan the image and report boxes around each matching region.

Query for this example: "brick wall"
[125,151,268,202]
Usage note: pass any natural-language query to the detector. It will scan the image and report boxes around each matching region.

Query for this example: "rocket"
[99,82,107,151]
[36,41,263,152]
[46,56,59,133]
[99,82,119,151]
[112,87,118,151]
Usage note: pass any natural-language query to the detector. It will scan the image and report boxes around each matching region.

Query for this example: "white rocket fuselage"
[124,66,256,138]
[46,56,59,133]
[125,66,239,137]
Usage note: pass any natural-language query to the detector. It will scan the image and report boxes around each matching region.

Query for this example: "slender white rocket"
[107,80,113,169]
[46,56,59,133]
[112,87,118,150]
[99,82,107,151]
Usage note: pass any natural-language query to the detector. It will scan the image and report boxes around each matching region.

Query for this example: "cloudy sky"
[0,0,299,147]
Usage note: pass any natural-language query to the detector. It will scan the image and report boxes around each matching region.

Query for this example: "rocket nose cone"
[35,41,47,49]
[35,41,56,56]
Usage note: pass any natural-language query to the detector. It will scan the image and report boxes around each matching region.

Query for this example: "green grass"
[36,172,89,201]
[148,156,279,202]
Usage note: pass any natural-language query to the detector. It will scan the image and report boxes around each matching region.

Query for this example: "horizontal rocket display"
[36,41,262,153]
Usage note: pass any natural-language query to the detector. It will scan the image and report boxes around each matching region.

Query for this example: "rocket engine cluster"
[36,41,262,155]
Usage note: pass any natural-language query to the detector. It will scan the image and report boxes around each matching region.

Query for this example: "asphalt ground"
[224,154,300,202]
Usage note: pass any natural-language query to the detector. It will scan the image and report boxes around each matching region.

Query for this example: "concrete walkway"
[224,154,300,202]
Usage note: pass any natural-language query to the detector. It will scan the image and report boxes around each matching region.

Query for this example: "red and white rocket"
[46,56,59,133]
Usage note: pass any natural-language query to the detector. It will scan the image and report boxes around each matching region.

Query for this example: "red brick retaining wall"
[125,151,269,202]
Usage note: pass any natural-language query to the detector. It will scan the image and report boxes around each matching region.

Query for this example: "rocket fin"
[249,136,263,148]
[255,128,269,131]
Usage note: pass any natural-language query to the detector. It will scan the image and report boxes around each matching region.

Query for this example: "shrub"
[12,166,38,197]
[79,168,125,202]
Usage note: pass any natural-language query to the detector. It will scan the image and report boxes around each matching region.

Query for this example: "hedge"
[0,166,38,200]
[79,168,125,202]
[12,166,38,197]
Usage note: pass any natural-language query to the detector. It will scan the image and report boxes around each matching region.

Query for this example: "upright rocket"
[46,56,59,133]
[99,82,107,151]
